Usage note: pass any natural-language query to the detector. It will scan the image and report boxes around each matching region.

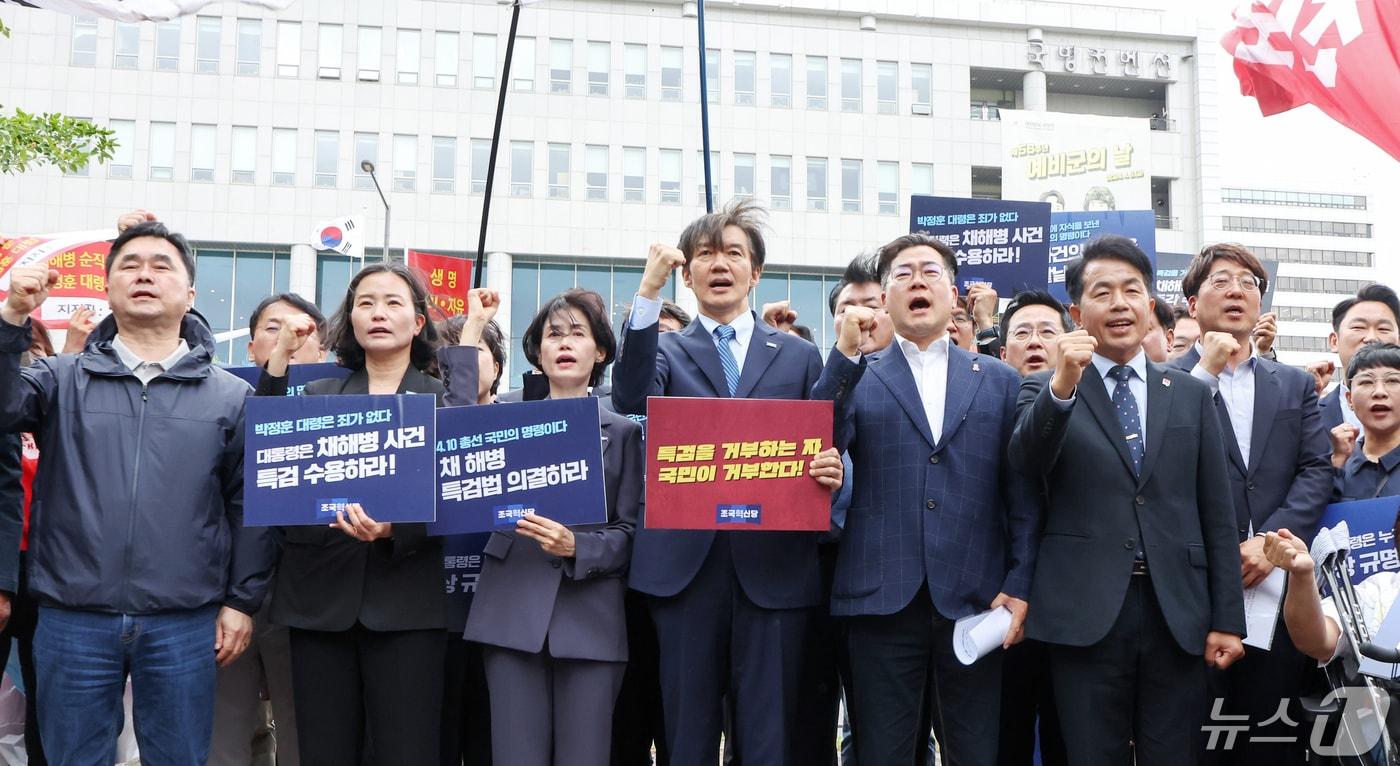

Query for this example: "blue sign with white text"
[428,397,608,535]
[909,195,1051,295]
[244,394,437,526]
[444,533,491,632]
[224,362,352,397]
[1047,211,1157,304]
[1318,496,1400,588]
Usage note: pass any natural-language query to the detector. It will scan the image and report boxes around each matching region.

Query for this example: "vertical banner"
[407,250,474,318]
[244,394,438,526]
[0,230,113,329]
[429,398,607,535]
[1000,110,1152,212]
[1047,211,1157,304]
[644,397,833,531]
[909,196,1051,295]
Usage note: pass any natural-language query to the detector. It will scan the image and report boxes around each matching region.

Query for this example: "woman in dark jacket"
[438,289,642,766]
[258,262,479,765]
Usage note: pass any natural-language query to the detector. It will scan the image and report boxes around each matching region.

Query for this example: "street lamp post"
[361,160,391,264]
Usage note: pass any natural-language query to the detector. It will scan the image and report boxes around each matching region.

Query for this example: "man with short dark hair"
[1172,243,1332,766]
[1143,299,1176,363]
[1010,235,1245,764]
[999,289,1072,376]
[247,292,327,368]
[1320,284,1400,434]
[1170,304,1201,360]
[0,221,274,763]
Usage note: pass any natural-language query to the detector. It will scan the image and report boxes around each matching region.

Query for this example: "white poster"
[1000,110,1152,213]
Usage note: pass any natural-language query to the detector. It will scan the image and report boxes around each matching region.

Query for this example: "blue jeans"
[35,605,219,766]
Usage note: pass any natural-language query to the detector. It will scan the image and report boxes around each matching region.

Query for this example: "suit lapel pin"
[766,341,778,348]
[1162,378,1172,387]
[972,362,980,372]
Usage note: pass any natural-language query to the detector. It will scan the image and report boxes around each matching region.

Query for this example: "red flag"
[1221,0,1400,161]
[406,250,474,320]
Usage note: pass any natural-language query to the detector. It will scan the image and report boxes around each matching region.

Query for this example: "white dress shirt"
[630,293,754,375]
[894,333,949,445]
[1051,350,1149,435]
[1190,342,1259,467]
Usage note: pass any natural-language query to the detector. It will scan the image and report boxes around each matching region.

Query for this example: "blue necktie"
[1107,365,1144,476]
[714,325,740,397]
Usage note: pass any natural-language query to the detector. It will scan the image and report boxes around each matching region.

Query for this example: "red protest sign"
[0,231,113,329]
[644,397,833,531]
[407,249,473,319]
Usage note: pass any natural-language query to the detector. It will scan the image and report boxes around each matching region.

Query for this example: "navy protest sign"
[1046,210,1157,304]
[909,195,1051,295]
[245,394,437,526]
[428,397,607,535]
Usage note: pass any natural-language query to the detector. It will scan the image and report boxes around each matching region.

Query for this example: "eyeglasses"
[951,312,972,326]
[1205,271,1263,293]
[1352,373,1400,395]
[889,261,946,284]
[1010,326,1062,342]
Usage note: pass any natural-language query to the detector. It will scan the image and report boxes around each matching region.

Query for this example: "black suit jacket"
[261,365,449,632]
[1320,385,1346,433]
[1010,361,1246,654]
[1170,347,1333,542]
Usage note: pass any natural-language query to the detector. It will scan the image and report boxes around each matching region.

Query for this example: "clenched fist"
[461,288,502,348]
[1049,330,1097,400]
[1200,331,1242,376]
[639,244,685,300]
[1329,423,1359,469]
[835,306,877,358]
[2,265,59,326]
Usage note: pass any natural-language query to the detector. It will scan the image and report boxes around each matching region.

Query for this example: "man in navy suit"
[1169,244,1332,765]
[1318,285,1399,436]
[1010,236,1245,765]
[812,234,1042,764]
[609,199,844,766]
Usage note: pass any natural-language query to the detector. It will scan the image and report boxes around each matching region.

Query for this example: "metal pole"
[697,0,713,213]
[473,0,522,290]
[362,161,391,265]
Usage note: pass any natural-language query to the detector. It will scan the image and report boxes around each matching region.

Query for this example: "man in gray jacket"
[0,221,275,765]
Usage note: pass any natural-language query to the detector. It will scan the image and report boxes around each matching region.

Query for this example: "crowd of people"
[0,200,1395,766]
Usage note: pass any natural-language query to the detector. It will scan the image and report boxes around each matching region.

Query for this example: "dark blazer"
[610,313,826,609]
[261,363,461,633]
[464,404,642,662]
[1170,347,1333,542]
[1010,361,1246,654]
[813,345,1042,619]
[1320,384,1346,433]
[0,434,22,595]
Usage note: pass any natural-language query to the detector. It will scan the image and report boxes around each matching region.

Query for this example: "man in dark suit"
[1318,285,1399,434]
[1170,244,1332,765]
[1009,235,1246,765]
[609,199,843,766]
[813,234,1042,764]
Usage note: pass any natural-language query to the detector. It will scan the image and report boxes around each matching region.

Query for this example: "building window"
[231,126,256,184]
[1221,187,1368,209]
[1276,335,1334,353]
[548,143,571,199]
[473,34,496,89]
[156,21,181,71]
[195,247,293,365]
[586,145,608,200]
[877,61,897,114]
[911,63,931,113]
[396,29,420,85]
[877,161,898,214]
[1275,306,1334,323]
[771,155,791,210]
[840,58,861,112]
[236,19,260,75]
[64,118,93,176]
[806,157,827,210]
[318,24,343,79]
[841,159,861,212]
[353,133,378,190]
[511,141,533,196]
[1275,276,1375,294]
[149,122,175,180]
[435,32,458,87]
[1222,216,1372,238]
[1250,246,1373,268]
[196,17,220,74]
[587,41,610,96]
[770,53,792,108]
[706,48,719,104]
[661,46,682,101]
[357,27,382,82]
[549,39,572,93]
[71,17,98,67]
[114,23,140,69]
[272,128,296,185]
[623,44,646,99]
[314,130,338,187]
[734,51,756,106]
[108,120,135,179]
[393,134,416,192]
[912,163,933,196]
[432,136,456,193]
[734,153,755,196]
[275,21,299,77]
[470,139,490,194]
[623,147,645,202]
[660,148,681,204]
[513,37,535,91]
[806,56,827,109]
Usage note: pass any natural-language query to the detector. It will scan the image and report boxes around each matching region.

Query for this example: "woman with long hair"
[256,262,483,765]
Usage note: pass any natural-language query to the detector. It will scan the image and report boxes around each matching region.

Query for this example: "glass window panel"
[108,120,135,178]
[877,161,898,214]
[806,157,827,209]
[624,44,646,99]
[393,134,416,191]
[877,61,896,113]
[473,34,496,89]
[806,56,827,109]
[734,153,754,196]
[771,155,791,209]
[661,46,682,100]
[513,37,535,91]
[470,138,490,194]
[318,24,342,79]
[272,128,296,185]
[71,18,98,67]
[397,29,420,84]
[354,132,377,189]
[196,16,220,74]
[548,143,570,199]
[432,136,456,193]
[511,141,533,196]
[586,145,608,200]
[549,39,572,93]
[660,148,682,204]
[358,26,382,81]
[156,21,180,71]
[841,159,861,212]
[275,21,299,77]
[231,126,256,183]
[114,22,140,69]
[912,163,933,196]
[623,147,645,202]
[841,58,861,112]
[734,51,755,105]
[770,53,791,107]
[705,48,719,104]
[588,41,609,95]
[149,122,175,180]
[236,19,261,75]
[314,130,338,187]
[435,32,458,87]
